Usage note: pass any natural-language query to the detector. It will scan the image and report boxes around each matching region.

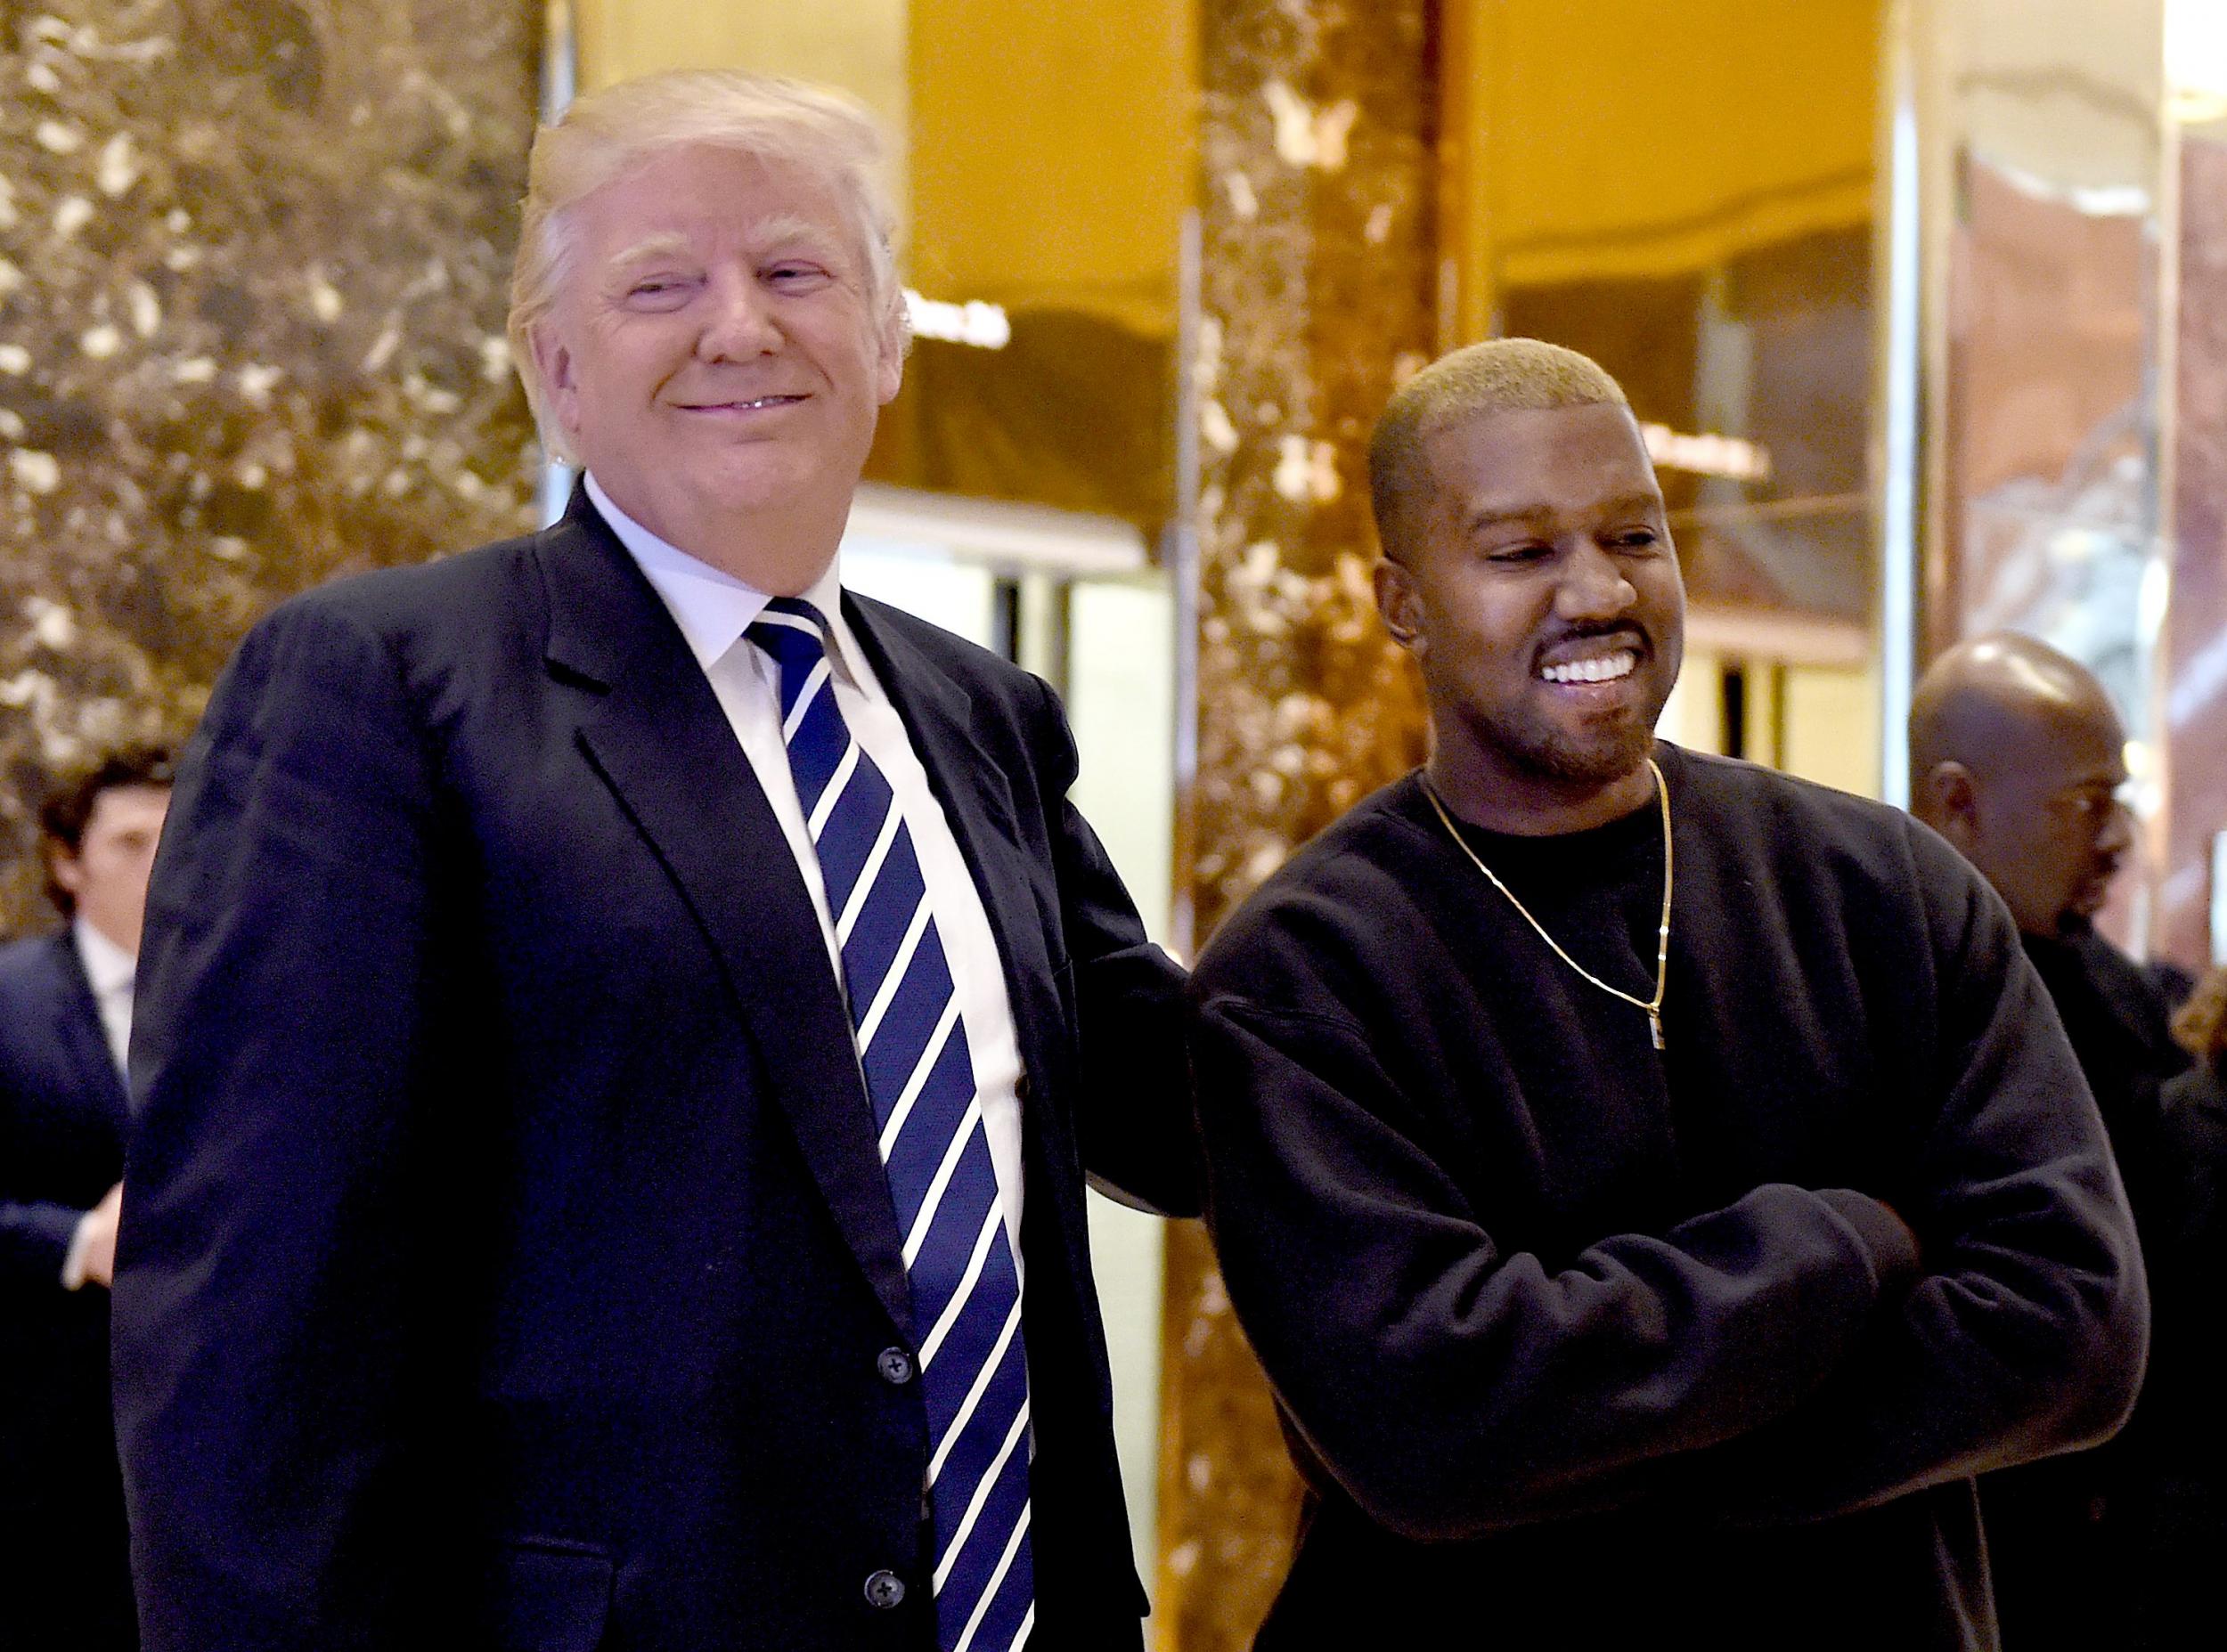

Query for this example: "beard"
[1521,713,1657,785]
[1466,694,1663,793]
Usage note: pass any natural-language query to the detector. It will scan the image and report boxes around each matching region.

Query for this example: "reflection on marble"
[2161,134,2227,968]
[1912,0,2166,953]
[0,0,539,930]
[1158,1,1435,1646]
[1946,159,2155,728]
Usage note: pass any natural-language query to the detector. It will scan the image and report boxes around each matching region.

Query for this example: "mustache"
[1539,623,1650,654]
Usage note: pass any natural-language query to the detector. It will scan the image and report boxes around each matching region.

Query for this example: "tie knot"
[747,596,832,676]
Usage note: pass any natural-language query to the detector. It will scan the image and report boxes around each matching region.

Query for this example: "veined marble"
[1161,1,1436,1645]
[0,0,539,928]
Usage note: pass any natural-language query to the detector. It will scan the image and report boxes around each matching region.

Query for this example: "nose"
[698,269,780,362]
[2096,794,2134,857]
[1554,538,1638,622]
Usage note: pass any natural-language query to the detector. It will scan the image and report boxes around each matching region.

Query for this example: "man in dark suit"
[112,71,1193,1652]
[1910,633,2188,1651]
[1,744,173,1651]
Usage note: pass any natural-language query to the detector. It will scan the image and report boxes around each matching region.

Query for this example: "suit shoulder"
[257,525,542,651]
[0,930,66,991]
[849,591,1048,704]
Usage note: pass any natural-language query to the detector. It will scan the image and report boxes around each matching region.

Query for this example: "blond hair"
[1368,338,1631,561]
[508,70,903,463]
[2173,965,2227,1064]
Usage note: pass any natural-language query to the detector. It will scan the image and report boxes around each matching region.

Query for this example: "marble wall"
[0,0,540,928]
[1156,0,1436,1645]
[2163,131,2227,968]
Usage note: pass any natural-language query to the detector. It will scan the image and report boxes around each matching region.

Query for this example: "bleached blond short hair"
[508,70,904,464]
[1368,338,1631,562]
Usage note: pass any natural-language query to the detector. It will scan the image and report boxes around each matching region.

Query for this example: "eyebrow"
[1464,491,1663,530]
[608,232,695,272]
[750,213,845,260]
[607,216,850,276]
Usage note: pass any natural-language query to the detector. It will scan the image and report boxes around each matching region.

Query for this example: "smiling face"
[530,142,901,588]
[1375,400,1685,832]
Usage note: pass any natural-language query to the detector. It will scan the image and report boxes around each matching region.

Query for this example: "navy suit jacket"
[0,929,137,1646]
[113,493,1195,1651]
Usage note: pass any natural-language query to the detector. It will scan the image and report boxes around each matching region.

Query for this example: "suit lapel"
[534,496,915,1339]
[842,597,1076,1187]
[48,931,129,1126]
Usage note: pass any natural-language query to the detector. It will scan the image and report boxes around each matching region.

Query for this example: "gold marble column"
[1154,2,1435,1646]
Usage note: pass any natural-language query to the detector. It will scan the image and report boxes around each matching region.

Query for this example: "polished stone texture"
[0,0,539,927]
[2162,133,2227,969]
[1158,1,1435,1645]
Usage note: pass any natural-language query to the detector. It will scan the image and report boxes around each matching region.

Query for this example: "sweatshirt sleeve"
[1677,828,2148,1525]
[1190,986,1924,1542]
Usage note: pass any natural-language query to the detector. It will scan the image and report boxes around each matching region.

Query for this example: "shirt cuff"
[60,1208,98,1290]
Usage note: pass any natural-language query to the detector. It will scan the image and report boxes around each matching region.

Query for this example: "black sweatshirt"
[1189,744,2146,1651]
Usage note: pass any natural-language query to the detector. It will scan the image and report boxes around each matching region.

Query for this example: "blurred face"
[1376,402,1685,826]
[532,142,901,582]
[1963,706,2131,938]
[53,784,168,956]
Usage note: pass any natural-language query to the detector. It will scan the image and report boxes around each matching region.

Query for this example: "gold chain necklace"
[1421,757,1674,1050]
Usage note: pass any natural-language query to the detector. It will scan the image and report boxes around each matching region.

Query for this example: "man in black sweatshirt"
[1187,338,2146,1651]
[1910,633,2188,1649]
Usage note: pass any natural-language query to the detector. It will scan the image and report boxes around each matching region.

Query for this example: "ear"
[1375,557,1425,658]
[874,307,905,407]
[528,322,582,439]
[47,844,84,899]
[1917,761,1980,846]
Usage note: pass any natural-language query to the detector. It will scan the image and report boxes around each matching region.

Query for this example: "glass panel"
[1448,0,1885,645]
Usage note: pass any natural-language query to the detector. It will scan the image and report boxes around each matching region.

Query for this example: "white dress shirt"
[73,916,135,1078]
[586,475,1029,1253]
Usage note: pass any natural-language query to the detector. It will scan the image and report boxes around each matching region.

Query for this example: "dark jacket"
[0,928,137,1649]
[1190,752,2145,1650]
[112,493,1195,1651]
[1978,928,2185,1651]
[2123,1055,2227,1647]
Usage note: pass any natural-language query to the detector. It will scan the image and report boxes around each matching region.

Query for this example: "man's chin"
[1527,723,1659,789]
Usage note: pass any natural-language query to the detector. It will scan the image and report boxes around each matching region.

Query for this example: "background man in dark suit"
[1910,633,2189,1652]
[112,71,1192,1652]
[1,743,173,1652]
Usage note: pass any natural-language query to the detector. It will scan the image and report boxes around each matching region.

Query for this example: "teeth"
[1541,650,1636,685]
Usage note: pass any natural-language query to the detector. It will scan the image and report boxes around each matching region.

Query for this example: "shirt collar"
[73,916,135,995]
[585,473,860,684]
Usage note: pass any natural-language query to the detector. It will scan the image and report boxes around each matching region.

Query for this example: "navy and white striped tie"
[748,597,1034,1652]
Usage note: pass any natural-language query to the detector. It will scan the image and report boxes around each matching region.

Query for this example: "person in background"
[111,71,1192,1652]
[1187,338,2143,1652]
[2129,965,2227,1648]
[0,743,174,1652]
[1908,633,2187,1652]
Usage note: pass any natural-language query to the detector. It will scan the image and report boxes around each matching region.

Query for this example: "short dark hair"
[39,743,177,916]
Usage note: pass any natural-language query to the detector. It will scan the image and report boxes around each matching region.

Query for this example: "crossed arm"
[1190,858,2144,1541]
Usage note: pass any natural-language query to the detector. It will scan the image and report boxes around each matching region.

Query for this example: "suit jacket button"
[864,1569,906,1609]
[877,1347,915,1385]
